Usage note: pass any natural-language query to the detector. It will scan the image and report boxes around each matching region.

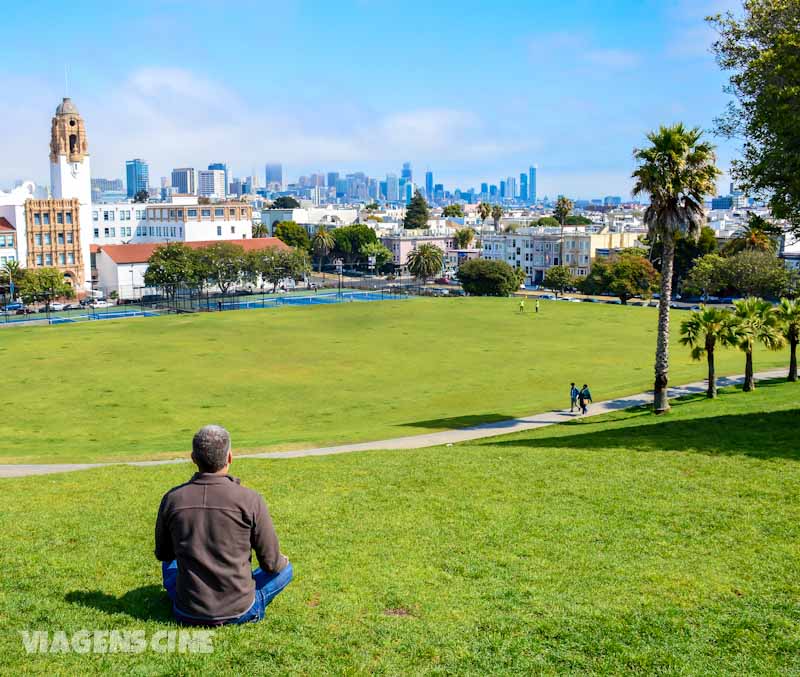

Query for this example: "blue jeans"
[162,560,293,625]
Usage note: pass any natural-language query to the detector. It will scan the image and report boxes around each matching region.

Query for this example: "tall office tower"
[480,182,488,195]
[425,171,433,200]
[198,169,226,198]
[229,177,243,196]
[125,158,149,198]
[529,165,538,203]
[208,163,229,197]
[519,172,528,201]
[327,172,339,188]
[489,185,498,200]
[368,178,379,200]
[265,163,283,189]
[401,162,412,182]
[499,180,507,199]
[507,177,517,200]
[171,167,196,195]
[405,182,414,203]
[386,174,399,202]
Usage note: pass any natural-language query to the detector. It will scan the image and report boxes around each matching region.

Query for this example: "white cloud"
[528,32,641,74]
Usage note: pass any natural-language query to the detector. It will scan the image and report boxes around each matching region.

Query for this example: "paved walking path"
[0,369,786,479]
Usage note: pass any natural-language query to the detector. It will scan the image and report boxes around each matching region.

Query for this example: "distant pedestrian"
[570,382,579,412]
[535,299,540,314]
[519,299,525,313]
[579,384,592,415]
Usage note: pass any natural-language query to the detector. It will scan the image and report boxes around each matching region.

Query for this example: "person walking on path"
[519,298,525,313]
[578,384,592,415]
[570,383,579,412]
[535,299,540,314]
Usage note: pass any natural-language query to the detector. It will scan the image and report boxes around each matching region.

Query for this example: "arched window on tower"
[69,134,77,155]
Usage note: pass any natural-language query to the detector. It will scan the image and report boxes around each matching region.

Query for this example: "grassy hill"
[1,381,798,674]
[0,298,791,463]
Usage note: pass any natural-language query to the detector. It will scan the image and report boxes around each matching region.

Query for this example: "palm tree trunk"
[559,222,564,266]
[707,348,716,398]
[789,338,798,382]
[653,236,675,414]
[744,349,755,392]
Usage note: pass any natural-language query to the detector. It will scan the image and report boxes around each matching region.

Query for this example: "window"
[110,228,116,237]
[57,232,65,245]
[216,226,222,236]
[104,211,110,221]
[93,228,99,238]
[35,254,43,265]
[43,214,50,225]
[56,212,64,224]
[66,213,73,225]
[45,253,52,265]
[179,227,183,237]
[187,209,197,218]
[34,213,41,225]
[92,211,99,221]
[43,233,52,245]
[34,233,42,246]
[169,210,175,218]
[177,209,184,218]
[215,208,224,217]
[0,236,4,247]
[58,253,66,265]
[136,209,143,219]
[201,209,211,218]
[229,209,235,216]
[66,232,73,244]
[67,253,75,265]
[231,226,235,234]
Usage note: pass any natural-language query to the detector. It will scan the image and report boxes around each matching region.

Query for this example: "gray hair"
[192,425,231,472]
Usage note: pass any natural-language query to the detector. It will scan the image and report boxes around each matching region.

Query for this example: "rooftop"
[96,238,289,264]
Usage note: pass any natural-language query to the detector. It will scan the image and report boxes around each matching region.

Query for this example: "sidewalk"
[0,369,786,479]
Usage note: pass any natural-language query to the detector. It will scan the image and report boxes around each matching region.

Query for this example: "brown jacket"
[155,473,288,621]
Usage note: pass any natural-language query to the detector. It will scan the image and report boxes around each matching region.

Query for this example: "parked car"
[90,300,112,308]
[49,302,66,312]
[434,277,451,285]
[62,303,79,311]
[15,307,34,315]
[538,293,556,300]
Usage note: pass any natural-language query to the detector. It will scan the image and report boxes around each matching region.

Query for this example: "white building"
[198,170,226,199]
[261,206,359,235]
[171,168,196,195]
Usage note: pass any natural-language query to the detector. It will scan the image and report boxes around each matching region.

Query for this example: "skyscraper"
[519,173,528,201]
[198,170,226,198]
[529,165,538,203]
[126,158,149,198]
[425,171,433,201]
[208,163,228,196]
[499,180,507,199]
[327,172,339,188]
[171,167,196,195]
[386,173,399,202]
[506,177,517,200]
[265,163,283,189]
[401,162,412,183]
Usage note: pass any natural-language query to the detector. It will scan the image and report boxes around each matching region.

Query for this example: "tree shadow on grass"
[482,408,800,460]
[399,414,517,430]
[65,586,174,623]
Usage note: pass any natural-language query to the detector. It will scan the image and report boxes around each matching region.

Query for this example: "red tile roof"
[97,238,290,264]
[0,217,16,232]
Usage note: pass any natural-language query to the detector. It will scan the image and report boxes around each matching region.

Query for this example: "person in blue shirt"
[570,383,579,412]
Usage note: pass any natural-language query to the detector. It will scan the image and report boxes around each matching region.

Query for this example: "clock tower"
[48,97,92,289]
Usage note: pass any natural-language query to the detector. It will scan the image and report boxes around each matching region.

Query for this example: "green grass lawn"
[1,382,798,675]
[0,297,791,464]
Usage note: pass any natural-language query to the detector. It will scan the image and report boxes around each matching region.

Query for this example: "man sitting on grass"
[155,424,292,625]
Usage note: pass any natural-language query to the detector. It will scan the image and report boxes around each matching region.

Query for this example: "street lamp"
[334,258,343,299]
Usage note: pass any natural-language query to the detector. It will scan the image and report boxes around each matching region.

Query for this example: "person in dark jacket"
[578,384,592,415]
[155,425,292,625]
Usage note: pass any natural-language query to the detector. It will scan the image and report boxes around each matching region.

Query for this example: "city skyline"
[3,0,740,197]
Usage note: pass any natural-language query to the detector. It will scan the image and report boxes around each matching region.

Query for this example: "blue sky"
[3,0,740,198]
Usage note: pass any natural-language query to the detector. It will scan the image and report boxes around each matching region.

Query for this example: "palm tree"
[251,223,268,238]
[723,214,781,255]
[454,228,475,249]
[553,196,573,266]
[312,227,335,274]
[491,204,503,231]
[775,297,800,382]
[632,123,721,413]
[1,260,24,300]
[477,202,491,228]
[731,297,785,392]
[407,244,444,283]
[679,307,735,398]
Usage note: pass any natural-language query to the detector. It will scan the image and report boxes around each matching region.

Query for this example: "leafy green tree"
[404,190,430,229]
[312,227,336,273]
[543,265,575,297]
[632,123,721,413]
[536,216,560,227]
[365,202,379,212]
[457,258,519,296]
[270,196,301,209]
[722,214,782,255]
[564,215,592,225]
[18,268,74,307]
[195,242,245,295]
[453,228,475,249]
[682,253,727,301]
[332,224,378,265]
[724,250,793,298]
[407,243,444,282]
[731,297,785,392]
[491,204,503,230]
[708,2,800,232]
[1,260,25,299]
[553,196,573,264]
[679,307,736,398]
[144,242,199,299]
[274,221,311,251]
[776,298,800,382]
[133,190,148,203]
[579,253,658,304]
[360,242,394,273]
[477,202,492,226]
[648,226,718,288]
[252,223,268,238]
[442,204,465,218]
